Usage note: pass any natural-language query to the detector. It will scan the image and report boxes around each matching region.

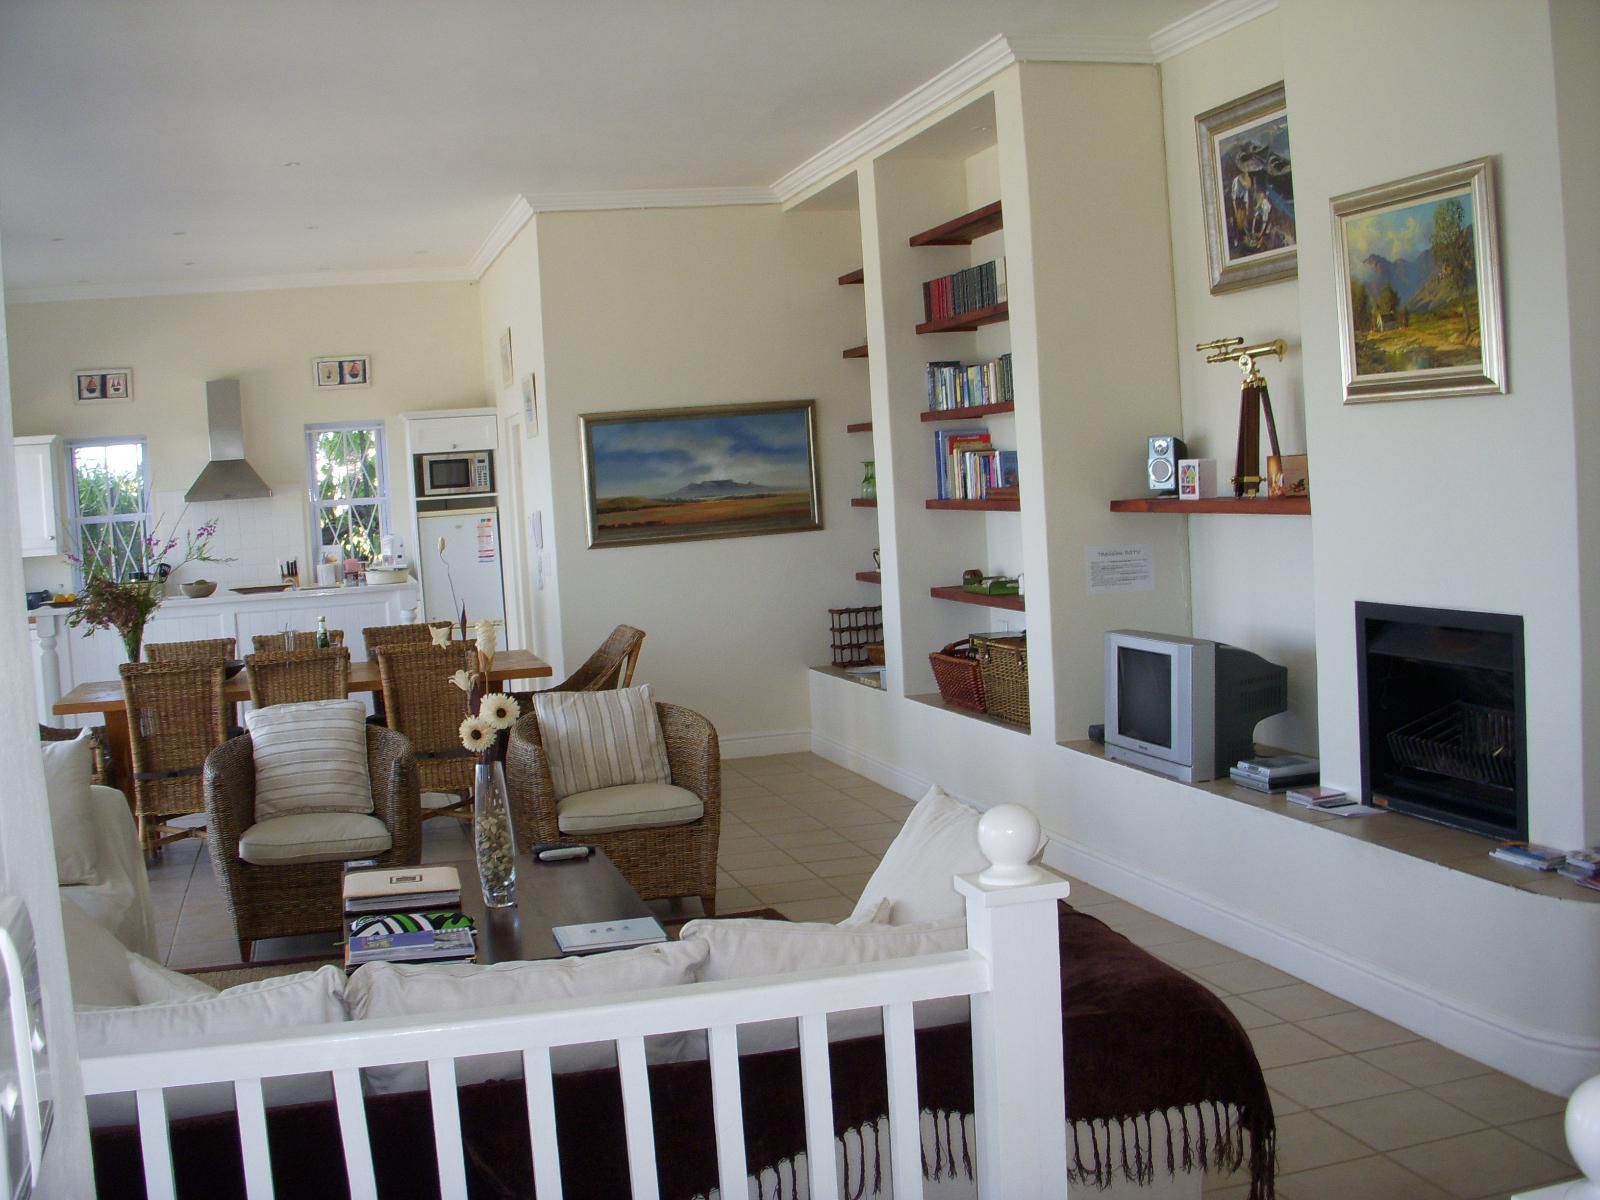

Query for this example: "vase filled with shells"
[453,616,519,907]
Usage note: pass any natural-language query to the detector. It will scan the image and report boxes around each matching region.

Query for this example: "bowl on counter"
[365,566,410,586]
[181,580,218,598]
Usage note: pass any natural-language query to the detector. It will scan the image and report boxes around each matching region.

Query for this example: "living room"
[1,0,1596,1194]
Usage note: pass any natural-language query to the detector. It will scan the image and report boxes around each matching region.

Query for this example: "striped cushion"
[532,685,671,801]
[244,699,373,819]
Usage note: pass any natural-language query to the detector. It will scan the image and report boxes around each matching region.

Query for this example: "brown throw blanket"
[91,903,1274,1199]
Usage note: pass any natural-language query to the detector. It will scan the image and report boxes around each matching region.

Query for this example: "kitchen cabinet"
[14,435,65,558]
[404,410,498,455]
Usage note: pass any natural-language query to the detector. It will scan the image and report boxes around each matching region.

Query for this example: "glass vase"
[860,460,877,500]
[473,760,518,908]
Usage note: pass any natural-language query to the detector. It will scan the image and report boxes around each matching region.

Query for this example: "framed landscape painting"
[580,399,821,548]
[1331,157,1505,403]
[1195,81,1296,293]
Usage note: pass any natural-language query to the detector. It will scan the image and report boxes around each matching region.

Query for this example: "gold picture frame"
[1195,82,1297,294]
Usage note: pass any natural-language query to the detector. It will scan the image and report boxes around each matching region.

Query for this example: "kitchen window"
[66,438,151,583]
[306,422,390,564]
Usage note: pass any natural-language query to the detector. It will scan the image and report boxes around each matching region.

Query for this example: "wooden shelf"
[850,497,878,508]
[1109,496,1311,515]
[909,201,1004,247]
[846,421,873,434]
[921,401,1014,423]
[855,570,881,584]
[930,585,1023,611]
[915,302,1008,336]
[837,267,864,285]
[925,498,1019,512]
[842,343,868,359]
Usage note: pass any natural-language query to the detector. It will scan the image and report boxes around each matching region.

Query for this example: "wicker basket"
[974,633,1028,726]
[930,639,986,713]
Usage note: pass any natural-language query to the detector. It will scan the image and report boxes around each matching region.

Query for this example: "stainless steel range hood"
[184,379,272,502]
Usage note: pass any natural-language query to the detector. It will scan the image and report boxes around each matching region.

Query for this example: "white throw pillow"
[849,784,989,925]
[532,685,671,801]
[127,954,219,1004]
[41,730,101,886]
[245,699,372,820]
[346,939,709,1092]
[59,900,137,1007]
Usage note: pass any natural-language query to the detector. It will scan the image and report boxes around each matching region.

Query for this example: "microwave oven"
[416,450,495,498]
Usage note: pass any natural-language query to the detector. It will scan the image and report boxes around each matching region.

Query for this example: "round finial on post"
[1567,1074,1600,1194]
[977,804,1046,886]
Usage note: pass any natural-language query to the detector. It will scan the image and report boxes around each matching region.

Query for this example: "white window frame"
[305,421,391,567]
[64,436,152,586]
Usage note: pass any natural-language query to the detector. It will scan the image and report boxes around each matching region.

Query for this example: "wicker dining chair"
[145,637,237,663]
[245,647,351,708]
[376,641,479,821]
[119,660,227,854]
[508,624,646,712]
[203,724,421,957]
[362,620,454,724]
[505,700,720,914]
[251,629,346,653]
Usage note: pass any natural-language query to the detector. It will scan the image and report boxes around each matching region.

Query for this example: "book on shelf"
[1234,754,1320,782]
[347,910,476,938]
[345,926,476,967]
[1286,786,1347,808]
[551,915,667,955]
[921,259,1006,323]
[1488,842,1567,871]
[1556,862,1600,889]
[925,353,1015,412]
[1229,766,1318,793]
[343,864,461,913]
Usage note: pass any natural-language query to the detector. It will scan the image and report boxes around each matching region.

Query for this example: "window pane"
[315,502,383,562]
[308,425,386,565]
[72,444,146,518]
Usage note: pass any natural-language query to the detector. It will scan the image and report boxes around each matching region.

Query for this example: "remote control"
[537,845,592,862]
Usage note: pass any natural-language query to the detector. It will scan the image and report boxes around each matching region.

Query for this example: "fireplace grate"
[1387,701,1516,789]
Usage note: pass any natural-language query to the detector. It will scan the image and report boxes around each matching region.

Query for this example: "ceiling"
[0,0,1226,302]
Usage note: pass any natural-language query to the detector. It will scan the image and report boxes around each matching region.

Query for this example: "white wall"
[7,281,486,593]
[512,204,869,749]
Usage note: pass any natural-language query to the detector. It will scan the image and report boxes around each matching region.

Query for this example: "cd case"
[551,916,667,954]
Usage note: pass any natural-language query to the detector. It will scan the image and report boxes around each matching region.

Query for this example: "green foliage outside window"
[310,426,386,562]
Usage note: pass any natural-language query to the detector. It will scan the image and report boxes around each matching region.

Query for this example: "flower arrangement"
[445,609,519,905]
[67,513,231,662]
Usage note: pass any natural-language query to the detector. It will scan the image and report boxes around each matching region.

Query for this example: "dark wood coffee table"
[449,849,653,964]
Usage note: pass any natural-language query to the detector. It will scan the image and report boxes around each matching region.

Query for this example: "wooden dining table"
[52,647,553,793]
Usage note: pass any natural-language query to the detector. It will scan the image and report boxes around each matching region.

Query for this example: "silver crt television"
[1103,630,1288,782]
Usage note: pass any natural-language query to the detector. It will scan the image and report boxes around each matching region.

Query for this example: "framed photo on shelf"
[1195,81,1297,294]
[579,399,820,548]
[73,368,133,404]
[1330,157,1505,404]
[313,355,371,389]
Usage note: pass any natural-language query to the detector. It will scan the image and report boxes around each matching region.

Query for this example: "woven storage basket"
[974,633,1028,726]
[929,639,986,713]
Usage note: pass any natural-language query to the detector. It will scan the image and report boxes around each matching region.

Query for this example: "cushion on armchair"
[243,699,372,820]
[531,685,670,800]
[238,812,393,866]
[556,782,703,835]
[42,729,102,886]
[848,784,989,925]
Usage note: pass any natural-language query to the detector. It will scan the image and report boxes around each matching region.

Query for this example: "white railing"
[80,806,1072,1200]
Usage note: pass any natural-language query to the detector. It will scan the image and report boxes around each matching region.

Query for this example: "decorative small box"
[1177,458,1219,501]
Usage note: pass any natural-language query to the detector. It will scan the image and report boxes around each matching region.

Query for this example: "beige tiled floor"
[157,751,1578,1199]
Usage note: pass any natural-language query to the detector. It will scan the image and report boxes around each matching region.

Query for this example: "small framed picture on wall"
[313,355,371,389]
[74,368,134,404]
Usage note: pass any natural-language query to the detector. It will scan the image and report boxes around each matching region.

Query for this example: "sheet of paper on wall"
[1086,544,1154,593]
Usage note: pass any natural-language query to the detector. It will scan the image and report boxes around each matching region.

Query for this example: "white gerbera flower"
[459,715,494,754]
[474,619,498,659]
[429,624,451,649]
[449,669,474,693]
[479,692,520,730]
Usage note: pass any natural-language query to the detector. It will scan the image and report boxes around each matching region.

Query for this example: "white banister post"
[954,804,1073,1197]
[1511,1071,1600,1198]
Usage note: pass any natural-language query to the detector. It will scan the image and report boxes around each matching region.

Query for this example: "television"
[1103,630,1288,783]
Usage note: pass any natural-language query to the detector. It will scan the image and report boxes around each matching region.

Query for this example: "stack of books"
[1228,754,1319,793]
[342,865,476,967]
[1557,848,1600,890]
[1487,842,1567,872]
[932,427,1018,501]
[344,865,462,912]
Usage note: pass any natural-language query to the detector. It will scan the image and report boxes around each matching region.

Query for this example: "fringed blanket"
[91,903,1275,1199]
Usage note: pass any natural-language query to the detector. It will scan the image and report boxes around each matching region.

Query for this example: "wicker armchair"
[549,624,645,692]
[377,642,478,821]
[252,629,345,653]
[203,726,421,957]
[245,647,351,708]
[120,661,227,853]
[506,700,720,913]
[145,637,237,663]
[38,724,110,787]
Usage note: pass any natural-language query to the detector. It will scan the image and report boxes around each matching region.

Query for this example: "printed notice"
[1086,544,1154,593]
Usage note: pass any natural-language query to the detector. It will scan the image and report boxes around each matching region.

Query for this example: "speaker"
[1147,435,1187,493]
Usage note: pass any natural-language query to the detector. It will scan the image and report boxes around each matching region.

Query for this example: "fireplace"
[1356,602,1526,840]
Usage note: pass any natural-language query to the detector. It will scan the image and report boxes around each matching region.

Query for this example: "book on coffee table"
[344,864,461,912]
[345,926,476,967]
[551,915,666,955]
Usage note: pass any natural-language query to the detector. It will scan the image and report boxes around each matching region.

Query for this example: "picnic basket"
[973,632,1028,726]
[929,639,986,714]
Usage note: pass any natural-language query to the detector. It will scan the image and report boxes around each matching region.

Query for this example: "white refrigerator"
[418,508,507,632]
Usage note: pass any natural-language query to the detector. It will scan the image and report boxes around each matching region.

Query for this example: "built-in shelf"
[842,343,869,359]
[921,401,1014,423]
[915,302,1009,336]
[846,421,873,434]
[929,585,1023,611]
[837,267,864,286]
[908,201,1004,247]
[851,498,878,508]
[907,690,1029,734]
[1109,496,1311,515]
[925,498,1019,512]
[855,570,881,584]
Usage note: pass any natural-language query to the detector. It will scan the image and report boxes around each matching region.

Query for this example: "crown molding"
[1006,33,1157,65]
[5,265,472,305]
[467,193,535,279]
[523,187,774,214]
[1150,0,1278,61]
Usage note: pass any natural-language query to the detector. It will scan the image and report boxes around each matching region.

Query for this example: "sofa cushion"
[346,939,709,1093]
[238,812,392,866]
[849,784,989,925]
[59,900,138,1008]
[244,699,372,820]
[42,729,101,885]
[532,685,670,801]
[127,954,218,1004]
[556,782,703,835]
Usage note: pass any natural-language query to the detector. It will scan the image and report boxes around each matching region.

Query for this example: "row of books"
[1489,842,1600,888]
[344,865,475,966]
[926,354,1014,411]
[933,427,1018,501]
[922,258,1007,324]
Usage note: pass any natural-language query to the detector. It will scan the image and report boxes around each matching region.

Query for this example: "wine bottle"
[316,615,331,649]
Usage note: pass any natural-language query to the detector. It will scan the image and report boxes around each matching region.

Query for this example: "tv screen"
[1117,647,1172,748]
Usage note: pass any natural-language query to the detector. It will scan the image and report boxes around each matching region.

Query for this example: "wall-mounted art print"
[498,328,514,389]
[1331,157,1505,403]
[313,355,371,389]
[580,399,821,548]
[1196,81,1297,294]
[74,368,133,404]
[521,374,538,437]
